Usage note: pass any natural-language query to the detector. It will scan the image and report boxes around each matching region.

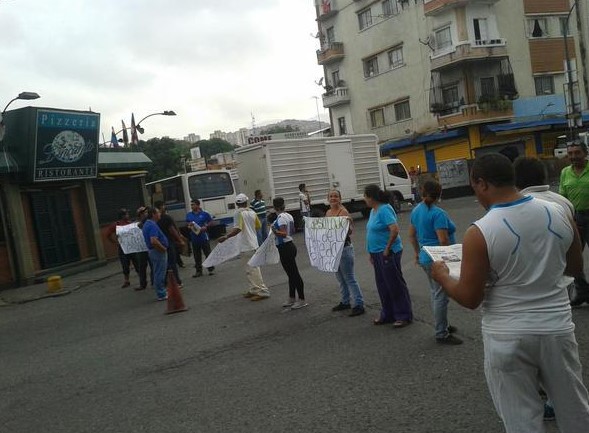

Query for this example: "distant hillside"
[257,119,329,134]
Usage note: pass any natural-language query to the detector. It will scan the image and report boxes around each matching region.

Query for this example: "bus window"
[162,177,185,205]
[188,172,234,200]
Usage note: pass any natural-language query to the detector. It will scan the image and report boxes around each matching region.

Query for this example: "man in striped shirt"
[250,189,268,246]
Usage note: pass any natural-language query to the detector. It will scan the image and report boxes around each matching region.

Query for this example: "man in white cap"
[218,193,270,300]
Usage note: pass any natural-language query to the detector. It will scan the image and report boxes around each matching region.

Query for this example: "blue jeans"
[422,263,450,339]
[335,245,364,307]
[149,248,168,299]
[257,218,268,246]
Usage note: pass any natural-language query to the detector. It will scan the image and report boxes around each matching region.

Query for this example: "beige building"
[313,0,587,173]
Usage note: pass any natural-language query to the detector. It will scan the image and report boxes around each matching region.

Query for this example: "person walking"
[272,197,307,310]
[142,207,169,301]
[325,190,364,317]
[408,180,462,345]
[107,208,141,289]
[218,193,270,300]
[251,190,268,246]
[154,201,184,288]
[432,154,589,433]
[134,206,151,291]
[364,184,413,327]
[298,183,311,231]
[186,199,215,277]
[559,140,589,306]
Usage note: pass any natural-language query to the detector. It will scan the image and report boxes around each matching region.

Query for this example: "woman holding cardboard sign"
[325,190,365,317]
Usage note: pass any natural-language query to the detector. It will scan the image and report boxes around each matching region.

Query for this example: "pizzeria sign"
[34,109,99,182]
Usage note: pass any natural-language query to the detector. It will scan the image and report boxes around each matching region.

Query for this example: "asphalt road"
[1,196,586,433]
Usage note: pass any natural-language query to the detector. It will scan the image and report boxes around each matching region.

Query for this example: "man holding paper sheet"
[432,154,589,433]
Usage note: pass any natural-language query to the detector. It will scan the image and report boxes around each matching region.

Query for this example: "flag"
[131,113,139,146]
[110,127,119,148]
[121,120,129,147]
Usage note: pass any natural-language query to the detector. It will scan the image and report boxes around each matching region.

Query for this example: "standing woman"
[364,184,413,327]
[408,180,462,345]
[142,206,169,301]
[325,190,365,317]
[272,197,307,310]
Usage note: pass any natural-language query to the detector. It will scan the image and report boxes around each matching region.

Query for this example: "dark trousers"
[371,251,413,322]
[118,246,139,277]
[192,240,214,272]
[574,212,589,295]
[277,241,304,299]
[166,243,182,285]
[136,251,150,289]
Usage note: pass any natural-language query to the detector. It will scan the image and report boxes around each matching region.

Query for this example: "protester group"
[108,146,589,433]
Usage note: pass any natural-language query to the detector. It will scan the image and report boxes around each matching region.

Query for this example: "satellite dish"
[315,77,324,86]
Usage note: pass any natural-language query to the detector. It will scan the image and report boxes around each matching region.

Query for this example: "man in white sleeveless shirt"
[432,154,589,433]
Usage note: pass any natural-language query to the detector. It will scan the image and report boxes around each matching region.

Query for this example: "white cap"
[235,193,248,204]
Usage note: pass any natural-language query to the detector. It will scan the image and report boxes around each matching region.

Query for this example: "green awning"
[0,149,19,174]
[98,151,152,170]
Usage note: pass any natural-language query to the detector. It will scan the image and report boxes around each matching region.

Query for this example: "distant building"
[183,133,200,143]
[210,130,227,141]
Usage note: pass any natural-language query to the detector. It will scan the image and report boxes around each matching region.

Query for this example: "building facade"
[313,0,587,183]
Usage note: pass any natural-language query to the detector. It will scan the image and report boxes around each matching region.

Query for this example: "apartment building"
[313,0,587,175]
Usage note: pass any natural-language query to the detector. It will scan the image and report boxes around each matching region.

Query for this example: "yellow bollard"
[47,275,63,293]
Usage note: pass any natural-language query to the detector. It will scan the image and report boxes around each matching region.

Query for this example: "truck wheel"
[391,194,402,213]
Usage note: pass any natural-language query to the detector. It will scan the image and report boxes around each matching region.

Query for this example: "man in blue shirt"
[142,206,169,301]
[186,199,215,277]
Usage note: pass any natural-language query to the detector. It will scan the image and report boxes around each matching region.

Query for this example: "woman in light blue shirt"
[364,184,413,327]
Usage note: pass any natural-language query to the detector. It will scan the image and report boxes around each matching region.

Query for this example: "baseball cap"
[235,193,248,204]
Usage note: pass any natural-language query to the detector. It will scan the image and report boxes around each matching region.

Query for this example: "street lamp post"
[103,110,177,146]
[1,91,41,141]
[312,96,321,133]
[563,0,581,140]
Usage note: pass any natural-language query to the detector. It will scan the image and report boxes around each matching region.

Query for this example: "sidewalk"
[0,261,121,307]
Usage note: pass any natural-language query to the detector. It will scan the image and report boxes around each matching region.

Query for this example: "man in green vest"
[560,140,589,306]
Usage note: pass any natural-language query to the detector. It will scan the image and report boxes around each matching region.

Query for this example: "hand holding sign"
[304,217,349,272]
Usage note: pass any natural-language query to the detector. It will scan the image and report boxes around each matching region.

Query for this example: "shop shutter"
[434,140,471,162]
[392,149,427,172]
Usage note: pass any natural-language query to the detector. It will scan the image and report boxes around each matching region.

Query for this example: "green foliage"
[137,137,190,182]
[260,125,299,135]
[193,138,235,159]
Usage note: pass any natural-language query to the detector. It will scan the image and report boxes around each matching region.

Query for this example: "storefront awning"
[98,151,152,170]
[485,114,589,133]
[0,149,19,174]
[380,128,466,152]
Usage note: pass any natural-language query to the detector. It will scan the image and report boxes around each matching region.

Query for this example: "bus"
[145,170,237,236]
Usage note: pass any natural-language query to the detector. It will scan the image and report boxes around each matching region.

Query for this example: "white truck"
[234,134,413,218]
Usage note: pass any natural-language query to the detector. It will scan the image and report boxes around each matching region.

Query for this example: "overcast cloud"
[0,0,325,141]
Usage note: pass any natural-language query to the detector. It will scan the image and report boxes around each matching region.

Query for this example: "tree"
[138,137,190,182]
[193,138,235,160]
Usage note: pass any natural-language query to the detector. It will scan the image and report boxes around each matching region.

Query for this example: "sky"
[0,0,326,142]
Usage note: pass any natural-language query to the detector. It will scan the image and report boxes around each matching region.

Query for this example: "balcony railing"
[430,40,507,71]
[322,87,351,108]
[432,101,513,128]
[424,0,499,16]
[317,42,345,65]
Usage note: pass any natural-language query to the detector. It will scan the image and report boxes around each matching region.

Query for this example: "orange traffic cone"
[165,270,188,314]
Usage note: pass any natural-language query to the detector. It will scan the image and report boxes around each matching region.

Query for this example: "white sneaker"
[291,300,308,310]
[282,299,295,308]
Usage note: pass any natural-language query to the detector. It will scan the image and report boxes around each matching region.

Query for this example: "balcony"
[316,0,339,21]
[317,42,345,65]
[322,87,350,108]
[424,0,499,16]
[433,102,513,128]
[431,40,507,71]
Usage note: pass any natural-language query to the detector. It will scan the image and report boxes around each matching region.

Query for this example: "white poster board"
[248,233,279,267]
[304,217,349,272]
[116,223,148,254]
[202,235,241,267]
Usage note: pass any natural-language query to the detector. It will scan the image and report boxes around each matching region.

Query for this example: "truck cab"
[379,159,414,212]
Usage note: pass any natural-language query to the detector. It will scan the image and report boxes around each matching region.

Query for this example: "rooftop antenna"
[251,112,257,135]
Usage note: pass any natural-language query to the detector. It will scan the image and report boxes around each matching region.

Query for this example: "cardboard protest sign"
[116,223,148,254]
[304,217,349,272]
[202,235,241,267]
[248,233,279,267]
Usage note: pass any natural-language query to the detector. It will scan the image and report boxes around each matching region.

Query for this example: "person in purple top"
[142,207,169,301]
[364,184,412,327]
[408,180,462,345]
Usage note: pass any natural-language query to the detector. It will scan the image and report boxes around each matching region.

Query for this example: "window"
[332,70,340,87]
[363,56,379,78]
[387,163,408,179]
[370,108,385,128]
[388,46,404,69]
[394,100,411,121]
[338,117,347,135]
[480,77,496,98]
[358,9,372,30]
[473,18,488,43]
[535,76,555,95]
[442,86,459,106]
[435,26,452,50]
[188,172,234,199]
[527,18,548,38]
[326,26,335,45]
[382,0,399,17]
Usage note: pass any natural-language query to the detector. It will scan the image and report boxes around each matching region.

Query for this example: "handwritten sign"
[116,223,148,254]
[248,233,279,267]
[304,217,349,272]
[202,235,241,267]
